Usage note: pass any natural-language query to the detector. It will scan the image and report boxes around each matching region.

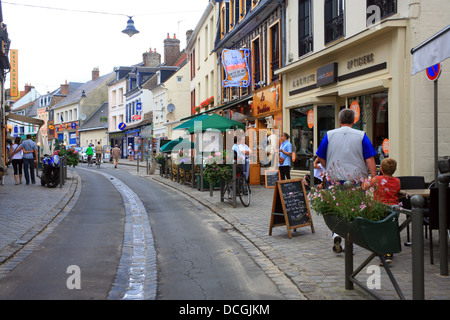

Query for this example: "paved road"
[0,168,124,299]
[100,165,285,300]
[0,164,287,300]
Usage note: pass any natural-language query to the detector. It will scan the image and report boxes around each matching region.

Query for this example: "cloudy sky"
[2,0,208,94]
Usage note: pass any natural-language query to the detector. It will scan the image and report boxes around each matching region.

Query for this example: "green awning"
[186,114,245,134]
[173,114,210,131]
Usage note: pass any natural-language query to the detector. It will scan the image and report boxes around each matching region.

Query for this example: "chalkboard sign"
[264,170,280,188]
[269,178,314,239]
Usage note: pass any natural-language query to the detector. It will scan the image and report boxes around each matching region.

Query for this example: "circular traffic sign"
[118,122,126,131]
[426,63,441,81]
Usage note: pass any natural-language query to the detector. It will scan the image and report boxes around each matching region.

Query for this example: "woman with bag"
[278,132,292,180]
[9,137,24,185]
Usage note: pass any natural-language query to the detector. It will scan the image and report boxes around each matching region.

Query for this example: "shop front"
[278,26,406,177]
[248,80,283,185]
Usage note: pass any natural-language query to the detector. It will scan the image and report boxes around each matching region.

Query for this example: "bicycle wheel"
[221,181,232,200]
[237,175,251,207]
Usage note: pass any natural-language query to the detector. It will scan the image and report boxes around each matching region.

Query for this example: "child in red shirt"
[370,158,400,264]
[371,158,401,205]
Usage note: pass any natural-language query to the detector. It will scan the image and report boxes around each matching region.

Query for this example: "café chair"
[427,187,450,264]
[397,176,428,244]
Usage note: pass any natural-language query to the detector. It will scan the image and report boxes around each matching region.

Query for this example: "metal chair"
[427,187,450,264]
[397,176,427,244]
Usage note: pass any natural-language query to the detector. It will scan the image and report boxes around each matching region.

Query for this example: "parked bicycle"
[221,164,251,207]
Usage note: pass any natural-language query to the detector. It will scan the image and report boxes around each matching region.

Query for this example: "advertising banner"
[221,49,251,88]
[10,49,19,97]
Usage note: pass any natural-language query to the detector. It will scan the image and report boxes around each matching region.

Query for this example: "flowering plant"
[308,179,391,222]
[203,151,233,183]
[173,150,191,166]
[53,139,79,167]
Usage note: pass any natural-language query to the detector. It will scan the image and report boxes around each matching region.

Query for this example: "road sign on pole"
[426,63,441,81]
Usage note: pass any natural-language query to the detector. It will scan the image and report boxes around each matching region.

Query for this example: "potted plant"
[203,151,233,185]
[174,150,192,171]
[53,139,79,168]
[155,153,165,165]
[308,180,402,255]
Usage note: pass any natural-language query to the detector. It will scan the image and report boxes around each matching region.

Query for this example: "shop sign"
[347,53,375,70]
[10,50,19,97]
[317,63,338,87]
[307,110,314,129]
[382,139,389,155]
[253,84,281,116]
[133,115,142,121]
[350,101,360,123]
[292,73,316,89]
[221,49,251,88]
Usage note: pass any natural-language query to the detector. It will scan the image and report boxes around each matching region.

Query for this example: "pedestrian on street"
[21,134,38,185]
[315,108,377,254]
[278,132,292,180]
[9,137,24,185]
[112,144,121,168]
[128,143,133,161]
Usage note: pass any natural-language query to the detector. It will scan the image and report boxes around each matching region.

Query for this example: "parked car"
[80,147,96,163]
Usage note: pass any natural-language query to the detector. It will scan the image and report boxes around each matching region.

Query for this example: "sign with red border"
[426,63,441,81]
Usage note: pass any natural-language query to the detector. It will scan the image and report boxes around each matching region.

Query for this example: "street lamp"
[122,16,140,37]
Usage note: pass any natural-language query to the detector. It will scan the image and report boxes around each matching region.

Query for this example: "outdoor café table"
[399,189,430,198]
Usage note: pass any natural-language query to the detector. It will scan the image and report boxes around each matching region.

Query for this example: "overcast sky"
[2,0,208,95]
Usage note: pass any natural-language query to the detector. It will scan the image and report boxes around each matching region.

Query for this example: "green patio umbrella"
[186,114,245,134]
[160,138,195,153]
[172,114,210,131]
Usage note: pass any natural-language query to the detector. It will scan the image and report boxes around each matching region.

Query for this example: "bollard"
[59,156,63,189]
[232,163,236,208]
[437,173,450,276]
[345,239,354,290]
[411,195,425,300]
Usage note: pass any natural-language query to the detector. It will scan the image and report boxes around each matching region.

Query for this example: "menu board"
[264,170,280,188]
[269,179,314,239]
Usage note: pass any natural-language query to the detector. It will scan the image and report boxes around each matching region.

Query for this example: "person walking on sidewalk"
[315,108,377,253]
[21,134,38,185]
[112,144,121,168]
[9,137,24,185]
[278,133,293,180]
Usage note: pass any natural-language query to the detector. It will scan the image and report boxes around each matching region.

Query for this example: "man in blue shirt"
[316,109,377,254]
[316,109,377,182]
[278,132,293,180]
[21,134,38,185]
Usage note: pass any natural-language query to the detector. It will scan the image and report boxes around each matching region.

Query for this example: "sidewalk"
[0,167,79,269]
[121,160,449,300]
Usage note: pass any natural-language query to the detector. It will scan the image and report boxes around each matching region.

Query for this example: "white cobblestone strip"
[81,169,157,300]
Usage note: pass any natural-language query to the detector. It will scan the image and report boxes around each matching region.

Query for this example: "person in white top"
[9,137,24,185]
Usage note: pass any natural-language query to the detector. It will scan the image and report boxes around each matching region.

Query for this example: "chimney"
[164,33,181,66]
[24,83,32,94]
[92,67,100,81]
[143,47,161,67]
[60,80,69,96]
[186,29,194,45]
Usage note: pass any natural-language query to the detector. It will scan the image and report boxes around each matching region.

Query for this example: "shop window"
[348,91,389,165]
[324,0,345,44]
[220,2,229,39]
[299,0,313,57]
[290,106,314,171]
[269,22,281,82]
[252,37,262,89]
[366,0,397,25]
[317,105,335,147]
